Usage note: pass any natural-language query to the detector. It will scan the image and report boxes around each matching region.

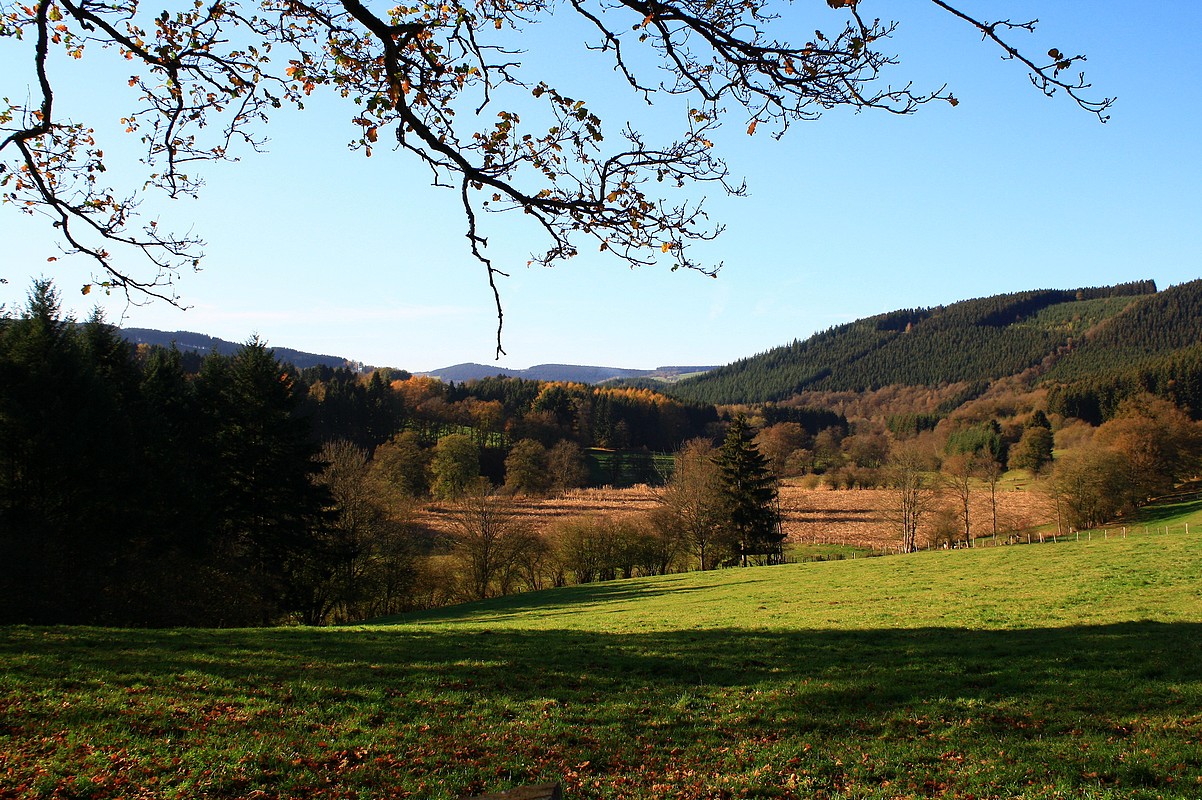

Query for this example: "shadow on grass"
[390,575,748,622]
[4,621,1202,797]
[1120,483,1202,527]
[6,620,1200,723]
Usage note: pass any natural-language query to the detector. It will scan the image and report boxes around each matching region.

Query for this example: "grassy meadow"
[3,533,1202,799]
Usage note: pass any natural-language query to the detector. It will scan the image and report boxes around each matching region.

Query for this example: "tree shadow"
[4,621,1201,797]
[392,575,737,623]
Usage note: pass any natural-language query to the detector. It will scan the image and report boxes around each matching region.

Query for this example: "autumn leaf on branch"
[0,0,1113,356]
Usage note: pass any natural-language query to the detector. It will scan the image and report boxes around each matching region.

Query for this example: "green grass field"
[3,533,1201,799]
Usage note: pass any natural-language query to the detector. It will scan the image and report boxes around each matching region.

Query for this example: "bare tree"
[448,484,535,600]
[974,452,1005,542]
[2,2,1110,352]
[655,438,732,570]
[940,450,975,548]
[305,439,421,623]
[886,442,936,553]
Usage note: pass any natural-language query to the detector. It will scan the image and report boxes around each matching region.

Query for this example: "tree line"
[6,277,1197,625]
[0,281,794,625]
[1,282,326,626]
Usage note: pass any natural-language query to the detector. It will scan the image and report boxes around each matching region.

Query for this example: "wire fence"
[793,520,1195,559]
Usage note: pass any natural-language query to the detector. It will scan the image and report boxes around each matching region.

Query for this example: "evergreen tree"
[0,282,130,622]
[715,416,783,565]
[196,337,328,624]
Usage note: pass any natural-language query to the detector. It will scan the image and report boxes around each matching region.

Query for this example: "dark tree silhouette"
[715,415,782,565]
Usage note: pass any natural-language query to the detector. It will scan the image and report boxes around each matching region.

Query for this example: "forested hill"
[1042,279,1202,422]
[120,328,356,371]
[667,281,1163,405]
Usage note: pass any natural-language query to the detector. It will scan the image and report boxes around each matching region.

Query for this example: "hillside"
[1040,280,1202,420]
[4,534,1200,799]
[667,280,1168,405]
[120,327,358,371]
[422,362,716,383]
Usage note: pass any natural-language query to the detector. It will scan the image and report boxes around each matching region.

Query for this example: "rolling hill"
[119,277,1202,422]
[664,279,1202,411]
[420,363,716,383]
[119,327,359,371]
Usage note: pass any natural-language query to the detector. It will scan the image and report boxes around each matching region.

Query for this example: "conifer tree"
[715,416,783,566]
[196,337,328,624]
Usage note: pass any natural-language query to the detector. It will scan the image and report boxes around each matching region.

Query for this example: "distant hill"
[421,363,716,384]
[119,276,1202,423]
[118,329,713,385]
[666,280,1180,406]
[119,328,358,371]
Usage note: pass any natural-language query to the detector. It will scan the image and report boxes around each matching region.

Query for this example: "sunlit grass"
[3,534,1201,799]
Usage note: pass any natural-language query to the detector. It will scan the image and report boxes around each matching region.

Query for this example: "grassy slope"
[3,537,1202,800]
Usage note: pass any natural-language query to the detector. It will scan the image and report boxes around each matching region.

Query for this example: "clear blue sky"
[3,2,1200,372]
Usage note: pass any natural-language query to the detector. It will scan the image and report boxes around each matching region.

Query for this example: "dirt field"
[421,481,1058,551]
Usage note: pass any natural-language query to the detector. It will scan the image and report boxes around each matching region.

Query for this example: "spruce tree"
[715,416,783,566]
[197,337,328,624]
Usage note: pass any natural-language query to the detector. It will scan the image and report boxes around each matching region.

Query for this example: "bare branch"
[1,0,1113,352]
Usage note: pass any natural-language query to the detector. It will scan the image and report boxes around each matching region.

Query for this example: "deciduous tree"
[1093,395,1202,510]
[503,438,551,495]
[371,430,431,498]
[2,1,1110,352]
[1050,445,1126,531]
[753,422,807,477]
[887,442,936,553]
[1010,423,1054,475]
[940,450,975,547]
[654,438,730,570]
[430,433,481,500]
[974,451,1005,540]
[449,486,535,600]
[546,439,590,494]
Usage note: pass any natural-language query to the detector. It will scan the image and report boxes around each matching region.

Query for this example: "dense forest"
[0,281,841,626]
[1042,280,1202,422]
[666,281,1163,405]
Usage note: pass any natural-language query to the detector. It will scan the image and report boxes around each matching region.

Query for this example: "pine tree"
[715,416,783,566]
[196,337,328,624]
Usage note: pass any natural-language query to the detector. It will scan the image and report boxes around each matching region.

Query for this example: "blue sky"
[3,2,1200,372]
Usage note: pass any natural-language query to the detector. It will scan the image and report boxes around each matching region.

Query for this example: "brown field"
[419,480,1057,551]
[775,482,1056,549]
